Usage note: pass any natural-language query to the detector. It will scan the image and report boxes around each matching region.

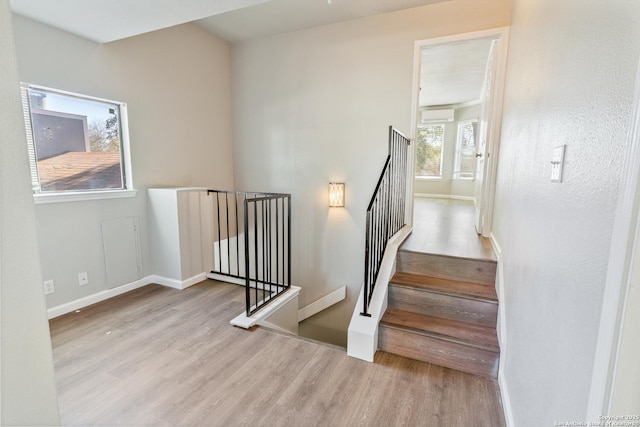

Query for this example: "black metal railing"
[361,126,410,317]
[207,190,291,316]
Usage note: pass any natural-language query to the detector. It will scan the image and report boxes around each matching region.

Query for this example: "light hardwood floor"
[402,198,496,261]
[50,280,505,426]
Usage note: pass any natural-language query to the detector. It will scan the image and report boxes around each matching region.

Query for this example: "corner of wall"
[489,231,514,427]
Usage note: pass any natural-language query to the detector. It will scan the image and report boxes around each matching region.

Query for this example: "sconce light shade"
[329,182,345,207]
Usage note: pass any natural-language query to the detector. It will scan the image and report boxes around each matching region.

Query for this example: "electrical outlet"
[78,272,89,286]
[43,280,55,295]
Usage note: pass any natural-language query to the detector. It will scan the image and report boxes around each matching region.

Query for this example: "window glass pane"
[454,120,477,179]
[24,87,124,193]
[415,124,445,177]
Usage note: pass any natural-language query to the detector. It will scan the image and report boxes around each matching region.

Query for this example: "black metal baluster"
[244,197,251,316]
[361,127,410,316]
[276,197,280,287]
[216,192,222,273]
[287,196,291,290]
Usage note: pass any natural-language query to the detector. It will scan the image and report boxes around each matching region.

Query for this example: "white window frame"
[415,123,446,180]
[20,83,136,204]
[453,119,478,181]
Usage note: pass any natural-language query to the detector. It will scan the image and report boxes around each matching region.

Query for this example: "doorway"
[408,28,510,237]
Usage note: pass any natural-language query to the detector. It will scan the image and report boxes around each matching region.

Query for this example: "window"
[20,84,132,197]
[454,120,477,180]
[415,123,445,178]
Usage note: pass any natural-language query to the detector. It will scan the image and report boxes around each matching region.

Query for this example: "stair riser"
[396,251,496,286]
[388,285,497,328]
[379,326,499,379]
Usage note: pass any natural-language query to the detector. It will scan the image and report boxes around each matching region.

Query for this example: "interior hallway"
[403,197,496,261]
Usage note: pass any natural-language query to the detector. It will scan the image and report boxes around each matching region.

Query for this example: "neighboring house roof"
[37,151,123,192]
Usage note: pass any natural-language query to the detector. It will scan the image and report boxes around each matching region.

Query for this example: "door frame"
[408,27,510,237]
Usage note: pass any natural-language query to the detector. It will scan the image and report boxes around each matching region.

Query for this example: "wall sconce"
[329,182,345,207]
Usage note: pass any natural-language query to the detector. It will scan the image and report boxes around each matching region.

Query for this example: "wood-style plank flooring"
[50,281,505,426]
[402,198,496,261]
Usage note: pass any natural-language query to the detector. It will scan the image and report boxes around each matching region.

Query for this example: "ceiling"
[197,0,447,43]
[420,38,495,107]
[10,0,489,108]
[10,0,448,44]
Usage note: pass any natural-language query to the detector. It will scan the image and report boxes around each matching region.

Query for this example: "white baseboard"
[298,286,346,322]
[207,272,245,286]
[47,272,210,319]
[47,276,153,319]
[499,368,515,427]
[414,193,475,201]
[150,272,207,290]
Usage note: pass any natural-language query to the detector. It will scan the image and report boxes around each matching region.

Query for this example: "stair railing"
[207,189,291,316]
[361,126,410,317]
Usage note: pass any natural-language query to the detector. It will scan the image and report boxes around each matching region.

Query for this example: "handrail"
[207,189,291,316]
[361,126,410,316]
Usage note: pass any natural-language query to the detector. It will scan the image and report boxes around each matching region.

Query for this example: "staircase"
[378,250,499,378]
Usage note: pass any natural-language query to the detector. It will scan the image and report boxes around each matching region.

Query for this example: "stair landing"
[401,197,496,261]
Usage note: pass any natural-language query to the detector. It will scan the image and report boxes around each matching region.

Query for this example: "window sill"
[34,189,137,205]
[415,176,443,181]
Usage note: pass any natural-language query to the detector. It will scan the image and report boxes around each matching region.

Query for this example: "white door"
[474,40,499,234]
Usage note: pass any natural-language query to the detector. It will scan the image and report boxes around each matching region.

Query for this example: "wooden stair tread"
[380,308,499,352]
[391,271,497,302]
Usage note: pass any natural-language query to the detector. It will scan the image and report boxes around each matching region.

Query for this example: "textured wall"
[0,4,59,424]
[230,0,511,345]
[492,0,640,424]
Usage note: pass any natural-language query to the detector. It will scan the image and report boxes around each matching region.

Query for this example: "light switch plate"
[551,145,566,183]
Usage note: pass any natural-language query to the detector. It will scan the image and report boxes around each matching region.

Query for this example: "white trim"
[408,38,421,227]
[34,189,137,204]
[21,82,135,197]
[230,286,301,329]
[480,29,510,238]
[149,272,207,290]
[490,232,513,426]
[414,193,475,202]
[410,28,510,240]
[207,272,245,286]
[47,275,153,319]
[119,102,134,191]
[46,272,209,319]
[298,286,346,322]
[489,232,507,347]
[347,225,412,362]
[499,368,515,427]
[413,26,510,50]
[415,176,443,181]
[587,55,640,418]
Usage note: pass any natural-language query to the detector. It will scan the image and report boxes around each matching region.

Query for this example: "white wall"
[609,210,640,413]
[492,0,640,424]
[0,4,59,425]
[12,16,235,308]
[230,0,510,345]
[414,103,480,198]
